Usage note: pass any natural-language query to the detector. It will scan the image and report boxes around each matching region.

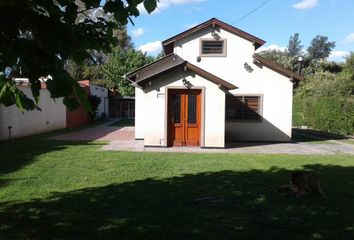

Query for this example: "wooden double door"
[168,89,201,147]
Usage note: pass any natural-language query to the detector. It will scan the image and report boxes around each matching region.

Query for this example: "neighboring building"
[0,79,66,140]
[66,80,92,128]
[89,83,109,118]
[126,18,303,148]
[109,90,135,118]
[0,79,109,140]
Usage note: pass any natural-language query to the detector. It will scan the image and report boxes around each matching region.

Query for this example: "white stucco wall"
[226,66,293,142]
[89,84,109,118]
[134,24,294,145]
[174,26,293,141]
[0,86,66,140]
[135,88,145,139]
[140,69,226,148]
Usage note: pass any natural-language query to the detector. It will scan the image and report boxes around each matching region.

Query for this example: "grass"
[109,118,134,127]
[292,128,350,145]
[343,139,354,145]
[1,135,354,239]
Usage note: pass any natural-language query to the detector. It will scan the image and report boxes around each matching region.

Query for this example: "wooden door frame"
[165,86,205,147]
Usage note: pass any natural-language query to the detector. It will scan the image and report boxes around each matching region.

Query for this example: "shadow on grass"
[0,139,102,175]
[0,120,111,175]
[292,128,349,143]
[1,164,354,240]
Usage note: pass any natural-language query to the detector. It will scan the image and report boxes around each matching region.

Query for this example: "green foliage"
[102,48,154,96]
[0,75,36,112]
[259,33,352,135]
[0,0,157,111]
[65,24,133,87]
[287,33,303,57]
[297,68,352,97]
[293,95,354,135]
[294,56,354,135]
[258,50,299,72]
[307,35,336,61]
[343,52,354,77]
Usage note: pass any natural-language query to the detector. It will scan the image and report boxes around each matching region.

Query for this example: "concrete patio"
[51,121,354,155]
[102,139,354,155]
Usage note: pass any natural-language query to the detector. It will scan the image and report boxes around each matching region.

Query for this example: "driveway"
[52,123,354,155]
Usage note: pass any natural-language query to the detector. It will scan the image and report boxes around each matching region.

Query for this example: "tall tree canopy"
[287,33,303,57]
[65,23,133,85]
[0,0,158,111]
[102,48,154,96]
[307,35,336,61]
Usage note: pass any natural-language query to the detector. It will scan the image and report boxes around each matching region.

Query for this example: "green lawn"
[1,136,354,239]
[109,118,135,127]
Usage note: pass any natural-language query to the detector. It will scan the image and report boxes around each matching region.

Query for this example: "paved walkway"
[52,122,354,155]
[51,121,134,141]
[102,139,354,155]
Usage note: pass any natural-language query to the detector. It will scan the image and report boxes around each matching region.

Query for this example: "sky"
[125,0,354,62]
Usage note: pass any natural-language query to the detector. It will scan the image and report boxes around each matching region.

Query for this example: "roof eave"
[162,18,265,51]
[125,53,177,81]
[253,54,304,81]
[126,56,237,91]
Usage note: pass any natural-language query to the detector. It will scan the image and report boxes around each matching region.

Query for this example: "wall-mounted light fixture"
[182,78,193,89]
[298,56,304,74]
[211,32,220,39]
[244,62,254,73]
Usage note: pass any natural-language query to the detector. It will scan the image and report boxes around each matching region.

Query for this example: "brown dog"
[278,171,327,198]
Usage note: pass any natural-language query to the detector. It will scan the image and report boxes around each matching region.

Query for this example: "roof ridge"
[162,18,265,53]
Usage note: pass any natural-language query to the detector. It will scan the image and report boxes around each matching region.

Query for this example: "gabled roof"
[125,54,237,90]
[162,18,266,54]
[253,54,304,81]
[126,54,185,83]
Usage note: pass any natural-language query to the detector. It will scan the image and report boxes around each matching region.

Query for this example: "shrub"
[293,96,354,135]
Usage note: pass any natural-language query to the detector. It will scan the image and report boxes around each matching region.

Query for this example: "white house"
[126,18,303,148]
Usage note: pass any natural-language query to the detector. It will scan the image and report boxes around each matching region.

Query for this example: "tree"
[343,52,354,77]
[102,48,154,96]
[307,35,336,61]
[287,33,303,57]
[258,50,299,72]
[65,22,133,86]
[0,0,158,111]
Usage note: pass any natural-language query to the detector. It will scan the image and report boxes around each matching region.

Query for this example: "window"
[200,39,226,56]
[188,94,197,124]
[173,93,181,123]
[226,95,262,121]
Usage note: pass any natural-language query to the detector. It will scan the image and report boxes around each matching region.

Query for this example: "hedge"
[293,95,354,135]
